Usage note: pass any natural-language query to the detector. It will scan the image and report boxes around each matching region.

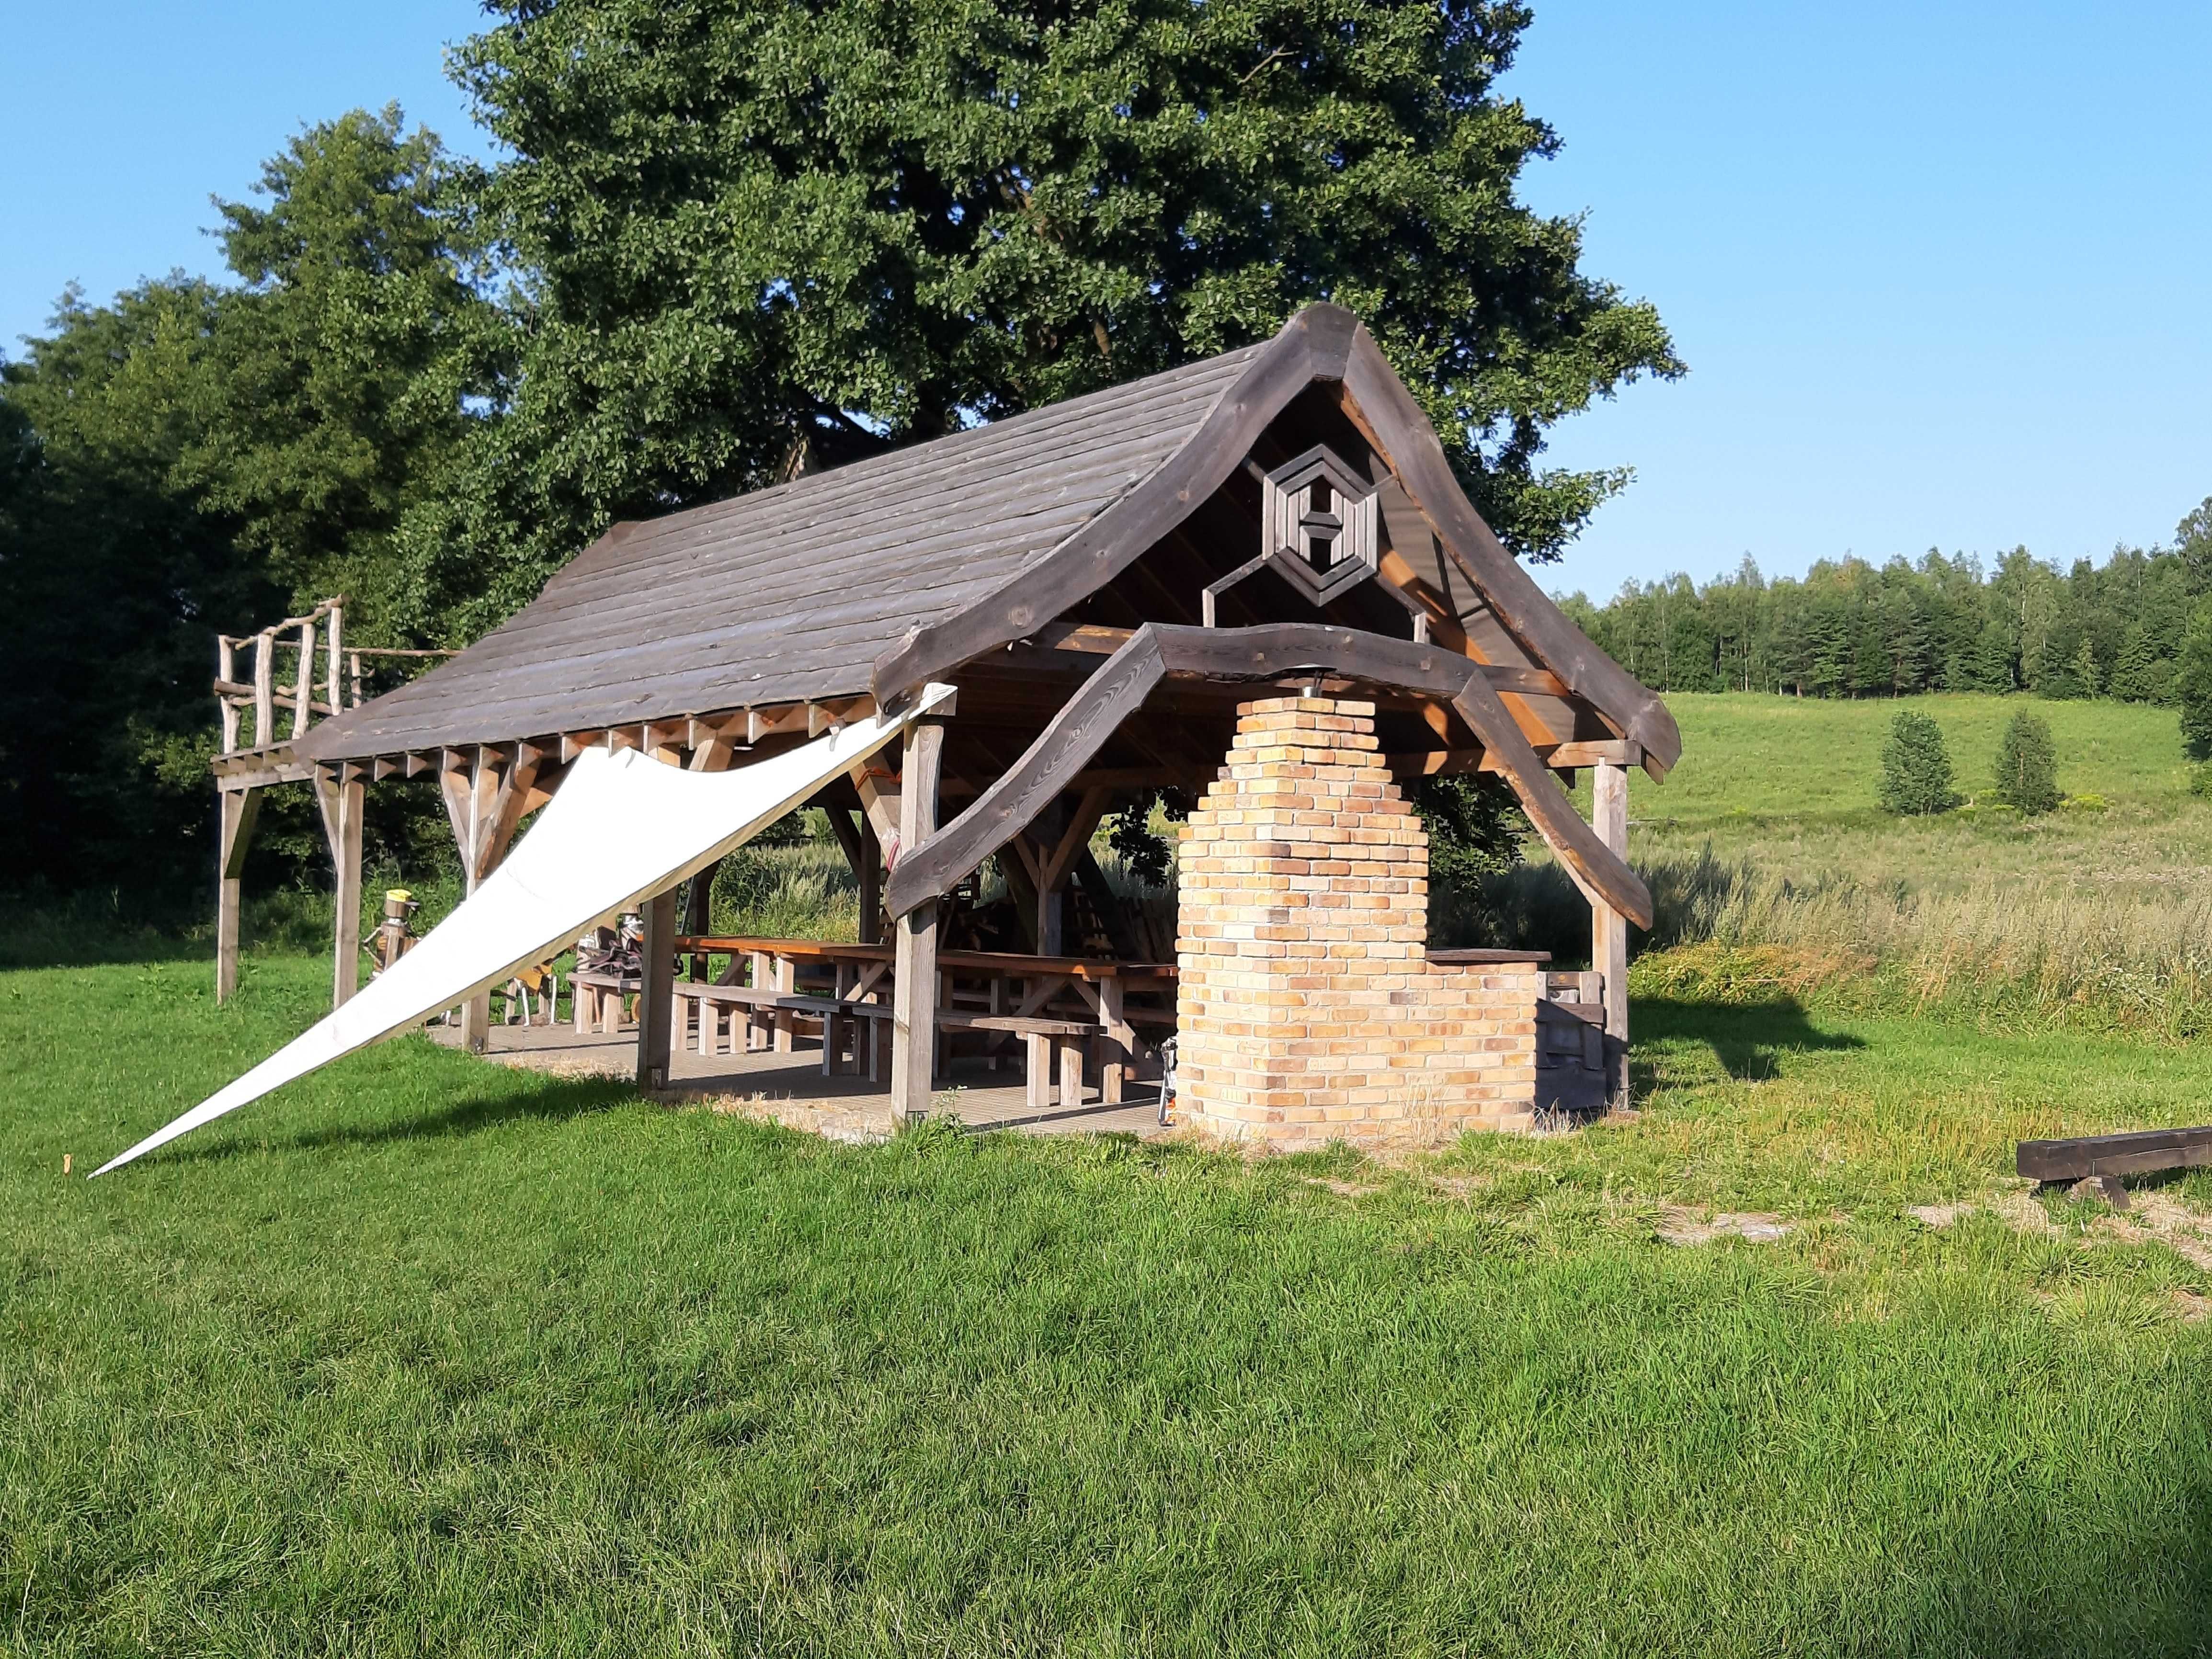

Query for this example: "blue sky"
[4,2,2206,600]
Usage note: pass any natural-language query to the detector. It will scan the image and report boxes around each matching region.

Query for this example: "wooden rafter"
[886,624,1654,930]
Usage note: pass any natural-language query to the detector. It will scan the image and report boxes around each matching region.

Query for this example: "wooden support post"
[637,886,677,1091]
[292,620,315,739]
[891,716,946,1123]
[858,816,882,945]
[324,604,342,718]
[1025,1032,1051,1114]
[683,858,719,979]
[1059,1035,1085,1110]
[215,787,260,1004]
[1592,760,1630,1105]
[217,636,240,753]
[314,765,366,1009]
[252,629,275,748]
[773,954,796,1053]
[442,745,540,1054]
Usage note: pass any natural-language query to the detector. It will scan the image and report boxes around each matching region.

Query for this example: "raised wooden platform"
[428,1020,1167,1141]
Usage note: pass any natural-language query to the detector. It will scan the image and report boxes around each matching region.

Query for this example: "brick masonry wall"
[1175,696,1540,1148]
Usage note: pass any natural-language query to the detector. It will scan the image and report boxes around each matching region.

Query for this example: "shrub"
[1877,710,1960,815]
[2191,764,2212,799]
[1991,710,2062,815]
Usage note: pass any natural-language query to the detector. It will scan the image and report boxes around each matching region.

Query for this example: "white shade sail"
[95,685,954,1177]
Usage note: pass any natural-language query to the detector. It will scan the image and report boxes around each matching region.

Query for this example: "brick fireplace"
[1174,695,1554,1148]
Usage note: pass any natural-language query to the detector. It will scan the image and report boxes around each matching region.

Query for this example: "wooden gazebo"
[215,305,1678,1144]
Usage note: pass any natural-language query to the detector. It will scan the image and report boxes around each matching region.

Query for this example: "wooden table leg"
[774,954,796,1054]
[985,978,1006,1071]
[1058,1035,1085,1110]
[1099,979,1132,1105]
[1025,1032,1050,1113]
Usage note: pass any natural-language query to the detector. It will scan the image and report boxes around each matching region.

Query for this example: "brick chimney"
[1175,696,1541,1148]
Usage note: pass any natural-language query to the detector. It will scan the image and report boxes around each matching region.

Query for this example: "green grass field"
[9,693,2212,1654]
[1630,692,2191,823]
[1520,694,2212,1040]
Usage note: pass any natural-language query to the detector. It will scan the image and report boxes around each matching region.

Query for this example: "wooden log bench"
[2017,1126,2212,1206]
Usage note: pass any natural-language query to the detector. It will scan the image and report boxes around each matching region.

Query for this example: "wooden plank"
[935,1012,1095,1035]
[1428,948,1555,964]
[2017,1126,2212,1182]
[1591,761,1630,1103]
[891,717,946,1122]
[215,788,260,1004]
[637,886,677,1090]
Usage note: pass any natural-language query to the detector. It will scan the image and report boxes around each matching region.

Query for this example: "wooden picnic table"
[674,937,1177,979]
[669,937,1176,1103]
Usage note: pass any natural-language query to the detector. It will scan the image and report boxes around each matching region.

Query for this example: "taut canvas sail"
[96,685,953,1176]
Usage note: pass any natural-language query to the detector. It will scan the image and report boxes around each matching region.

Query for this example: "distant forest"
[1559,504,2212,704]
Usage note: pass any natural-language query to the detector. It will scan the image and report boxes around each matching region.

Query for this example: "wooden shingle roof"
[296,305,1679,778]
[296,341,1270,761]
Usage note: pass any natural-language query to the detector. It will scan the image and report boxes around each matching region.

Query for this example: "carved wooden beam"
[883,623,1653,930]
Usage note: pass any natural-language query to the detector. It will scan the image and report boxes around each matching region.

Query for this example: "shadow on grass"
[1632,993,1867,1084]
[0,909,210,970]
[158,1073,637,1167]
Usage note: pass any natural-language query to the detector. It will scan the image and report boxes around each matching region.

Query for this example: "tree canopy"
[413,0,1681,635]
[1560,513,2212,706]
[2,0,1685,896]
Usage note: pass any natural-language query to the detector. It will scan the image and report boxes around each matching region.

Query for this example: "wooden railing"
[214,598,457,755]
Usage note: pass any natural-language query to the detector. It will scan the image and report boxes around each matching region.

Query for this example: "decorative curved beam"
[1334,326,1683,776]
[870,306,1358,707]
[885,624,1654,929]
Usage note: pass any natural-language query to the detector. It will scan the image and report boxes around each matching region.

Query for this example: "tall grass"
[1631,845,2212,1037]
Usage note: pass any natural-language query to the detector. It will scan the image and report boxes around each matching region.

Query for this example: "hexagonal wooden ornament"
[1260,444,1380,605]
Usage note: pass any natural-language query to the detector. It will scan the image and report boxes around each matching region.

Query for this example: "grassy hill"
[1633,692,2191,823]
[1499,694,2212,1040]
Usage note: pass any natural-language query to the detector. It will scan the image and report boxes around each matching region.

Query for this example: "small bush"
[1877,710,1960,815]
[2189,764,2212,798]
[2060,792,2109,813]
[1990,709,2062,816]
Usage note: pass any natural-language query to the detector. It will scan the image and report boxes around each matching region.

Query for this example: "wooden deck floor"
[428,1021,1169,1143]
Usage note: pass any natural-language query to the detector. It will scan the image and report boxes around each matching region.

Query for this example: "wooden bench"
[571,968,640,1034]
[671,980,1108,1105]
[937,1012,1096,1112]
[676,984,893,1078]
[2017,1126,2212,1206]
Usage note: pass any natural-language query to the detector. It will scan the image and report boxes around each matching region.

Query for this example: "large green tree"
[417,0,1681,634]
[187,106,507,639]
[0,109,494,892]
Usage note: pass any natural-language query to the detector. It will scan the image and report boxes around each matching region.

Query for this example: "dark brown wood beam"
[886,623,1653,930]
